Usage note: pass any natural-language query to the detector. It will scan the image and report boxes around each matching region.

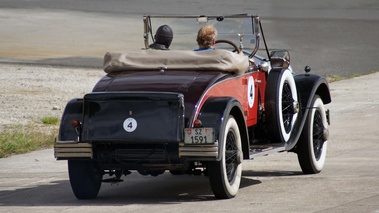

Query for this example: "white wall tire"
[297,95,328,174]
[265,69,298,143]
[208,116,243,199]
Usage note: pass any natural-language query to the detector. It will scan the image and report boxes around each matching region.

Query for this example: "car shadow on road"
[242,170,304,177]
[0,172,262,206]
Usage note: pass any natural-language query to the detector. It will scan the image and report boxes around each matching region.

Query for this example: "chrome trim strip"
[179,152,218,157]
[54,141,92,158]
[178,142,219,158]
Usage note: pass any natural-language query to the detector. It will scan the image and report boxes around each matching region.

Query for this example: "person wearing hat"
[148,25,173,50]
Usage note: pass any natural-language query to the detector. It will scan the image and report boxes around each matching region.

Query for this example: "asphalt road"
[0,0,379,77]
[0,1,379,212]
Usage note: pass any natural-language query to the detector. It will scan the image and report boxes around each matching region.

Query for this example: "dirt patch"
[0,63,104,130]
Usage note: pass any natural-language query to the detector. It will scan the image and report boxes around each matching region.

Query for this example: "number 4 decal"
[123,118,137,132]
[248,76,255,108]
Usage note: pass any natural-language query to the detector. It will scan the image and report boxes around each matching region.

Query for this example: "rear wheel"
[265,69,298,143]
[297,95,328,174]
[68,160,103,199]
[208,116,242,199]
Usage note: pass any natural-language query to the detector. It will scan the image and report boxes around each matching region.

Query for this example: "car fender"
[58,98,83,141]
[285,73,331,150]
[197,97,249,161]
[295,73,331,107]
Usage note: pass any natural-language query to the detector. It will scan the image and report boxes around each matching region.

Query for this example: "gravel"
[0,63,104,130]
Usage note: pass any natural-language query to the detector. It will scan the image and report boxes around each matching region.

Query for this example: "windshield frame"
[143,14,261,58]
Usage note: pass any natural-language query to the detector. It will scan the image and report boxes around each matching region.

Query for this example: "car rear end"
[55,92,186,171]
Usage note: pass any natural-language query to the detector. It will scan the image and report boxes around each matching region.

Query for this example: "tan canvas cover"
[103,49,249,74]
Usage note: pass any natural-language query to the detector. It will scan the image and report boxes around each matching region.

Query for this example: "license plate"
[184,128,215,144]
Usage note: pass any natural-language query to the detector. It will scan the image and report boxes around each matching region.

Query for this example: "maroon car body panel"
[92,70,230,125]
[91,68,268,128]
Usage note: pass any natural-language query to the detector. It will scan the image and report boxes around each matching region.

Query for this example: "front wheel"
[68,160,103,199]
[208,116,243,199]
[297,95,328,174]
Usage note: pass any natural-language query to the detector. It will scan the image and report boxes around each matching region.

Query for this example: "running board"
[249,145,286,158]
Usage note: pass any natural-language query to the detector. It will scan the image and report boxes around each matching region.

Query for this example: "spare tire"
[265,68,299,143]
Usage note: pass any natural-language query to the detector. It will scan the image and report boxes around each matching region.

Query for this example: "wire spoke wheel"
[312,110,324,160]
[282,81,295,133]
[208,116,242,199]
[297,95,328,174]
[265,69,298,143]
[225,130,238,182]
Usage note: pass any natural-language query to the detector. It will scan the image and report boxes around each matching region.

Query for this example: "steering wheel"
[215,39,242,54]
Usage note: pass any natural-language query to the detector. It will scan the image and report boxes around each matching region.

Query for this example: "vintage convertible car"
[54,14,331,199]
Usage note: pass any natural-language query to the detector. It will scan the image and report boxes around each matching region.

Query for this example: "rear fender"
[197,97,249,161]
[58,99,83,141]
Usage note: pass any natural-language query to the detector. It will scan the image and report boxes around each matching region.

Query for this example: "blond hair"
[196,25,218,48]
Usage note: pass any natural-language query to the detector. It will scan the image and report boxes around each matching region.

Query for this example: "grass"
[41,116,60,125]
[326,75,347,83]
[0,116,59,158]
[325,70,379,83]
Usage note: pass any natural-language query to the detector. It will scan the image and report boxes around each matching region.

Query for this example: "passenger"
[194,25,217,51]
[148,25,173,50]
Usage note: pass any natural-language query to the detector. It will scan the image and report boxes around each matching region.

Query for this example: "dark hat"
[155,25,173,47]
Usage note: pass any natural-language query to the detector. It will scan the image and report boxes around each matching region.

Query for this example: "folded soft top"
[103,49,249,74]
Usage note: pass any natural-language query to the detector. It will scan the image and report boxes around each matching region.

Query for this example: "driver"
[148,25,173,50]
[194,25,245,56]
[194,25,217,51]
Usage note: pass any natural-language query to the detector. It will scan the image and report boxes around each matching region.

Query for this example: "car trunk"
[82,92,184,143]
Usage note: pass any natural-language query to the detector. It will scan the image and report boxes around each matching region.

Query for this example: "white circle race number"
[123,118,137,132]
[247,76,255,108]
